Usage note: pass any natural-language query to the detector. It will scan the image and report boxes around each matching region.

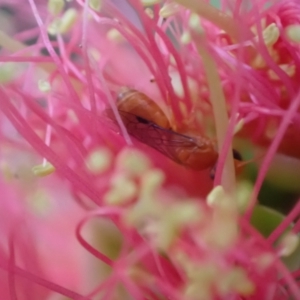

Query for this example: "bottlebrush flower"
[0,0,300,299]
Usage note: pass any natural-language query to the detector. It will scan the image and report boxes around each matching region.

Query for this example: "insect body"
[117,88,171,129]
[114,88,219,171]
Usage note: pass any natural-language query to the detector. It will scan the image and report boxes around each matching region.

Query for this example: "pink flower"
[0,0,299,299]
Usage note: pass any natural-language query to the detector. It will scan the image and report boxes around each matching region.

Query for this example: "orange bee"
[116,88,171,129]
[113,88,219,171]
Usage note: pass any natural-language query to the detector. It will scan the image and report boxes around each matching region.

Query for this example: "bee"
[112,88,219,171]
[209,148,243,178]
[116,88,171,129]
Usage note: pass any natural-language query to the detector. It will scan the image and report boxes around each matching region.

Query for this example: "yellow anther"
[48,20,60,35]
[0,62,21,84]
[144,8,154,19]
[170,201,201,225]
[218,268,255,296]
[261,23,280,46]
[140,168,165,199]
[251,47,279,69]
[59,8,78,34]
[86,148,112,174]
[104,176,137,205]
[234,118,245,135]
[285,24,300,43]
[204,216,238,250]
[251,18,267,35]
[206,185,226,207]
[141,0,161,6]
[159,3,181,18]
[184,264,218,300]
[32,162,55,177]
[235,181,253,213]
[89,0,102,11]
[180,31,192,44]
[106,28,124,42]
[188,13,203,34]
[254,253,275,271]
[278,233,299,257]
[268,64,296,80]
[48,0,65,16]
[115,148,151,176]
[184,283,212,300]
[49,8,78,35]
[38,79,51,93]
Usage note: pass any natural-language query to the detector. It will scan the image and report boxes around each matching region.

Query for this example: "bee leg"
[210,149,243,179]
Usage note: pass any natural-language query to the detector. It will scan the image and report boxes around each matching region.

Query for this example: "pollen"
[104,176,137,205]
[0,62,20,83]
[140,168,165,200]
[89,0,103,12]
[285,24,300,43]
[278,232,300,257]
[184,282,212,300]
[268,64,296,80]
[49,8,78,35]
[184,264,218,300]
[206,185,226,207]
[59,8,78,34]
[205,193,239,250]
[124,194,161,226]
[218,267,255,296]
[161,202,201,249]
[251,47,279,69]
[48,0,65,16]
[85,148,113,174]
[144,8,154,19]
[107,28,124,42]
[254,253,275,272]
[188,13,203,34]
[141,0,161,6]
[233,118,245,135]
[261,23,280,47]
[38,79,51,93]
[48,20,60,36]
[204,216,238,250]
[115,148,151,176]
[159,3,181,18]
[251,18,267,35]
[235,181,253,213]
[180,31,192,44]
[32,162,56,177]
[170,201,201,225]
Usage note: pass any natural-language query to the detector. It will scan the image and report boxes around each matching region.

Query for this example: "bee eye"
[232,149,243,161]
[136,116,150,124]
